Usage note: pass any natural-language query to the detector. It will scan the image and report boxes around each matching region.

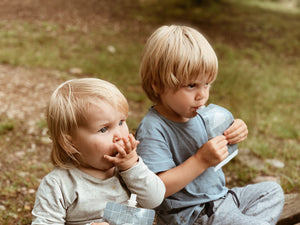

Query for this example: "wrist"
[191,153,210,173]
[118,156,139,172]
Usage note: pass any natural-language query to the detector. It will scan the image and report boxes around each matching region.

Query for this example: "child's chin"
[189,111,198,118]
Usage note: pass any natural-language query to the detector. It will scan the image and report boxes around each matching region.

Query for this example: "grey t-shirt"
[136,107,228,225]
[31,157,165,225]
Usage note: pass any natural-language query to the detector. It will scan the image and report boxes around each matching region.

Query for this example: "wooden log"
[277,193,300,225]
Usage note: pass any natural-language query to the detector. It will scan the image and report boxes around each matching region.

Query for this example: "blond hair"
[47,78,128,169]
[140,25,218,102]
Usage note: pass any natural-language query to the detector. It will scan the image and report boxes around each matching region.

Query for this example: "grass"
[0,0,299,223]
[0,119,14,135]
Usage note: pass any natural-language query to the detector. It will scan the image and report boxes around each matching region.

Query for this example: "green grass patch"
[0,119,14,135]
[0,21,142,96]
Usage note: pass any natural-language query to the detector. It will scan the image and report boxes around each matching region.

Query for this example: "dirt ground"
[0,65,63,125]
[0,0,118,25]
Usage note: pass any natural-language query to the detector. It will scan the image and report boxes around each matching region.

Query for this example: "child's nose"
[196,92,204,101]
[113,129,123,143]
[113,132,125,148]
[196,88,206,100]
[113,136,120,142]
[113,134,121,143]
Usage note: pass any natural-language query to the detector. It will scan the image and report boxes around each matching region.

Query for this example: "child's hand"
[104,134,139,171]
[196,135,229,168]
[223,119,248,144]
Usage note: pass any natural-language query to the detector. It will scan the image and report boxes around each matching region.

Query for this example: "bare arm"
[158,135,228,197]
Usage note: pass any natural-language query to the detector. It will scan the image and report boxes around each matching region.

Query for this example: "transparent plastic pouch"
[198,104,238,171]
[103,194,155,225]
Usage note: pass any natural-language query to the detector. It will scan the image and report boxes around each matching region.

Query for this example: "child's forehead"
[183,74,214,83]
[87,98,127,116]
[83,101,126,123]
[87,98,114,111]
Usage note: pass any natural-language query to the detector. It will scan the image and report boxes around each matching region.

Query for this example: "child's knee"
[264,181,284,203]
[270,181,284,195]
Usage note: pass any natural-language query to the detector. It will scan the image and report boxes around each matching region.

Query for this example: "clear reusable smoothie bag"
[103,194,156,225]
[198,104,239,171]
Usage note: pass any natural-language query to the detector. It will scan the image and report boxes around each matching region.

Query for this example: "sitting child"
[31,78,165,225]
[135,25,284,225]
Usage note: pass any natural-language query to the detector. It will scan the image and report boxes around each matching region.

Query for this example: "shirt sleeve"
[136,121,177,173]
[31,175,68,225]
[119,157,166,209]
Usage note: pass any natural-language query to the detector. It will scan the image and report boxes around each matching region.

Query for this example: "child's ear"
[152,83,159,96]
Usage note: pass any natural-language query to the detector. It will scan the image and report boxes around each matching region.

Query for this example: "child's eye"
[119,120,125,126]
[187,83,196,88]
[98,127,108,133]
[204,83,211,88]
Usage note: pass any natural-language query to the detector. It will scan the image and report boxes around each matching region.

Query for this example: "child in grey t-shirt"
[136,25,284,225]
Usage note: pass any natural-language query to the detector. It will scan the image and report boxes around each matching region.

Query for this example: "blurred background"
[0,0,299,224]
